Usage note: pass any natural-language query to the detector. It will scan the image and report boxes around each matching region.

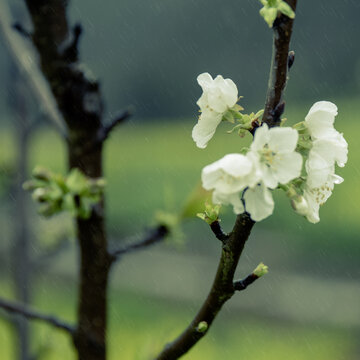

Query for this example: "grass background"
[0,97,359,359]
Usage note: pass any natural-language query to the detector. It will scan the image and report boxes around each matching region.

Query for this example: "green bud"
[277,1,295,18]
[32,166,52,181]
[196,321,208,333]
[253,262,269,277]
[66,168,89,194]
[259,0,295,28]
[197,202,221,224]
[32,187,50,202]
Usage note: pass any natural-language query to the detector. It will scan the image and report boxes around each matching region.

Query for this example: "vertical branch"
[22,1,112,359]
[262,0,298,127]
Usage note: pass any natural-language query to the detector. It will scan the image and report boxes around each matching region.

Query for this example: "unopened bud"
[253,262,269,278]
[196,321,208,333]
[291,196,308,216]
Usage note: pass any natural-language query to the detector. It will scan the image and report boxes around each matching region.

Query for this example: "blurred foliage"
[24,167,105,219]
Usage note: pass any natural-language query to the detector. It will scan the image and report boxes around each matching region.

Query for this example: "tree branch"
[233,272,263,291]
[155,214,254,360]
[110,225,169,261]
[262,0,298,128]
[97,108,133,143]
[155,2,298,358]
[209,221,229,243]
[0,297,75,334]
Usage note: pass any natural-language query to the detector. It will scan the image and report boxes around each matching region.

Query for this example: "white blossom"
[248,123,302,189]
[301,174,344,223]
[305,101,338,139]
[243,182,274,221]
[201,153,260,195]
[291,196,309,216]
[212,191,244,214]
[304,101,348,188]
[192,73,238,148]
[201,153,261,215]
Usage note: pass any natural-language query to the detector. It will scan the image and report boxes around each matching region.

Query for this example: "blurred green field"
[0,98,359,359]
[1,97,358,251]
[0,278,356,360]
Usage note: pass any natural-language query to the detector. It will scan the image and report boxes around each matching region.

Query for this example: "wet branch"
[110,225,169,261]
[234,273,260,291]
[155,214,255,360]
[262,0,298,127]
[209,221,229,243]
[155,2,298,359]
[0,297,75,334]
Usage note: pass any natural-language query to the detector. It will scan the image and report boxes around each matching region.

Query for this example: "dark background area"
[0,0,359,119]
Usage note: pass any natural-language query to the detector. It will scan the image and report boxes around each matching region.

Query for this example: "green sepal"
[197,202,221,225]
[277,1,295,18]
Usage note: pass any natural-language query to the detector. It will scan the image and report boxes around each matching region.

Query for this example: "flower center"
[309,184,332,205]
[260,144,276,167]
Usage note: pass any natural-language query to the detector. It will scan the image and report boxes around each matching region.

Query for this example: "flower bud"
[253,262,269,278]
[196,321,208,333]
[291,196,308,216]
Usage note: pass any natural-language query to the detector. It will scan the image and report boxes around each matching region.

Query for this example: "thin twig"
[233,273,259,291]
[97,108,133,143]
[209,221,229,243]
[0,297,75,334]
[110,225,169,261]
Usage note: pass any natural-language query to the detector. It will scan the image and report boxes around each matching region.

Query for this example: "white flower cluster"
[292,101,348,223]
[192,73,348,223]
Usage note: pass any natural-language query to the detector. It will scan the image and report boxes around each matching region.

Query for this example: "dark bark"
[23,1,111,359]
[0,298,74,334]
[209,221,229,243]
[155,214,255,360]
[262,0,298,127]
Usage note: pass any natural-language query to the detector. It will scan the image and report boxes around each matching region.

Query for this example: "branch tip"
[98,107,134,143]
[0,297,74,334]
[110,224,169,261]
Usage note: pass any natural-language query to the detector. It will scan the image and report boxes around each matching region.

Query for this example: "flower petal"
[213,191,244,214]
[192,111,222,149]
[267,127,299,153]
[272,152,303,185]
[244,183,274,222]
[305,101,338,139]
